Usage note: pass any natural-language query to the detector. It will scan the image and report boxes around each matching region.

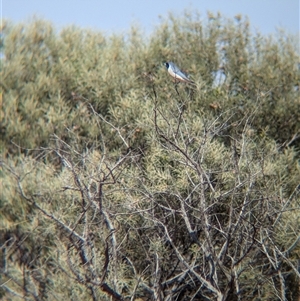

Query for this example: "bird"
[163,61,195,84]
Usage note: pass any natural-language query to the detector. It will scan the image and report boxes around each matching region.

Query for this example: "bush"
[1,12,299,300]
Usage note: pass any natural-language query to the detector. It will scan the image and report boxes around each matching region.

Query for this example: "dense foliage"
[1,12,299,301]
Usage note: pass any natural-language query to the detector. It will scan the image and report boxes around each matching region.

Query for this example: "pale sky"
[2,0,300,36]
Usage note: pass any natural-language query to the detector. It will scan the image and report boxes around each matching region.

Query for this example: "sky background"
[2,0,300,37]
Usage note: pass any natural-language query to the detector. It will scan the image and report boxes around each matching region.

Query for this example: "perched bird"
[164,61,195,84]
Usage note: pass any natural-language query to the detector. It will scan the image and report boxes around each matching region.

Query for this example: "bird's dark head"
[163,62,169,69]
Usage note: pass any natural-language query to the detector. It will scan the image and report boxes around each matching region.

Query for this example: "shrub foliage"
[1,12,299,301]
